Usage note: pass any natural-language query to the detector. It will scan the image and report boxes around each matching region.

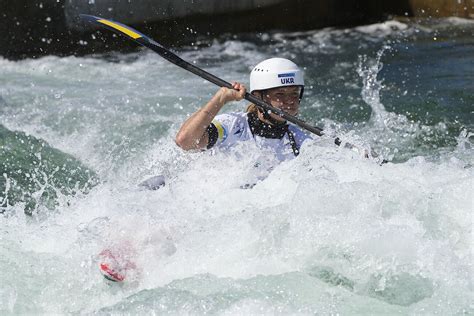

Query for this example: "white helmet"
[250,58,304,98]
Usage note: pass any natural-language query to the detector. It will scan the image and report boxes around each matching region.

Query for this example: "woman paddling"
[100,59,310,283]
[175,58,312,161]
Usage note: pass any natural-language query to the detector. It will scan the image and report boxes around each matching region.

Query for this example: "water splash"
[357,45,391,128]
[356,46,437,161]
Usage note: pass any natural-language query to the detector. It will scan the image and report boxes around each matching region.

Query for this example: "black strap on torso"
[247,111,300,156]
[286,128,299,156]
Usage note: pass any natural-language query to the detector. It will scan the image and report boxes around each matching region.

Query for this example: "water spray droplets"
[357,45,391,128]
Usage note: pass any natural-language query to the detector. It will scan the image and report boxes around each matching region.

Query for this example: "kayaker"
[175,58,312,161]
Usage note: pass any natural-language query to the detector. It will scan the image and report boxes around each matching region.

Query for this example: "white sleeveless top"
[210,112,312,161]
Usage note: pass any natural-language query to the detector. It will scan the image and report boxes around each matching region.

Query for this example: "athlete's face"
[263,86,301,120]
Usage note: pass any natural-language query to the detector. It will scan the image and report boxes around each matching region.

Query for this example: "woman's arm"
[175,82,246,151]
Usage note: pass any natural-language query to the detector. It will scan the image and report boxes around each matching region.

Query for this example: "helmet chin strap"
[258,108,287,126]
[256,91,287,126]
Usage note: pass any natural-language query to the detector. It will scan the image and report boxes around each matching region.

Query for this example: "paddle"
[78,14,338,140]
[79,14,391,166]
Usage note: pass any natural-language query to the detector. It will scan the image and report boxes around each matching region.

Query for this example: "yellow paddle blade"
[96,19,142,39]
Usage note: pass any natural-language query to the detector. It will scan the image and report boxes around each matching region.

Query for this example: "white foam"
[442,17,474,26]
[355,20,409,36]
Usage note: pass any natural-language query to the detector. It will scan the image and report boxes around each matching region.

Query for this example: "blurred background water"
[0,18,473,314]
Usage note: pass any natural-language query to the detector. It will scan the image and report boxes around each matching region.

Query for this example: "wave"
[0,124,98,214]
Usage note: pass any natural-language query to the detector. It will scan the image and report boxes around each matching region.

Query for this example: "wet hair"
[246,103,258,113]
[246,90,264,113]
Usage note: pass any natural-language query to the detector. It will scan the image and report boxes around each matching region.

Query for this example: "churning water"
[1,18,473,314]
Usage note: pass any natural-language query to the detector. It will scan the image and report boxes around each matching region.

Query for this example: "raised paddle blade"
[79,14,187,66]
[80,14,145,40]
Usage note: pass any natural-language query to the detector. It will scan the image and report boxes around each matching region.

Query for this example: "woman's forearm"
[175,83,246,151]
[175,90,226,150]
